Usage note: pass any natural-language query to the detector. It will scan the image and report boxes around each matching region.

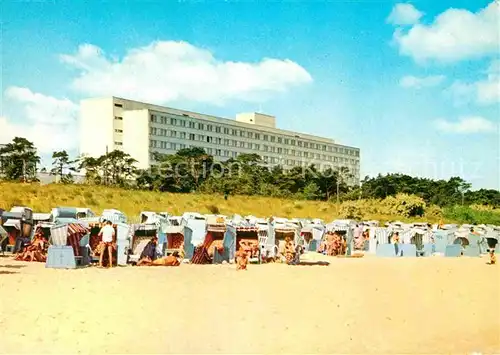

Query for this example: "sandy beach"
[1,255,499,354]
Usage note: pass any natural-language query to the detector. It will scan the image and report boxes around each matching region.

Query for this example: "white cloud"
[399,75,445,88]
[446,60,500,105]
[1,87,78,154]
[477,59,500,104]
[434,116,497,134]
[60,41,313,106]
[391,1,499,63]
[387,4,424,25]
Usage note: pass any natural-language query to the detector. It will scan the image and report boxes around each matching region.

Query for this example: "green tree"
[51,150,78,183]
[0,137,40,182]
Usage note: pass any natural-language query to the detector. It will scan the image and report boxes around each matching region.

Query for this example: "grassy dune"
[0,181,450,223]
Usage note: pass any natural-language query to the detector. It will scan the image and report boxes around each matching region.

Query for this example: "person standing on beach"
[98,220,115,268]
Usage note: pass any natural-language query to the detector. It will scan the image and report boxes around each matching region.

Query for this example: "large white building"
[80,97,361,184]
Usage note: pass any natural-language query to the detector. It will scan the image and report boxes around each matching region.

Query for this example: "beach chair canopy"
[165,225,184,234]
[33,213,51,222]
[3,218,21,229]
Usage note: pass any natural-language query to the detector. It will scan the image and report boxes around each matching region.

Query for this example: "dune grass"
[0,182,497,224]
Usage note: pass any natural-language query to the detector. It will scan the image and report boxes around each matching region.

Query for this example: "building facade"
[80,97,361,184]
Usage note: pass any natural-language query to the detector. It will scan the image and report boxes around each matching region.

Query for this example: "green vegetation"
[1,136,499,224]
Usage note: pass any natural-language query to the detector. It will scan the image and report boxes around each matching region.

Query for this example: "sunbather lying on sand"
[138,251,182,266]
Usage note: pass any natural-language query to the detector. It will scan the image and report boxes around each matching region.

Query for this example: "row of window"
[149,127,358,158]
[149,114,359,156]
[148,140,358,165]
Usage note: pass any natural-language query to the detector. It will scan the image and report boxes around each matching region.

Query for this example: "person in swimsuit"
[137,236,158,266]
[98,220,115,268]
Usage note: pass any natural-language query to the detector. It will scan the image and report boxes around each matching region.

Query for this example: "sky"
[1,0,499,190]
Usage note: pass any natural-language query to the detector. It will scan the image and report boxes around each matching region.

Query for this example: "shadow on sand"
[1,264,26,269]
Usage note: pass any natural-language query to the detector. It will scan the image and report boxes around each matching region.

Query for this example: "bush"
[382,193,426,218]
[338,201,364,219]
[424,205,443,219]
[443,206,500,225]
[206,204,220,214]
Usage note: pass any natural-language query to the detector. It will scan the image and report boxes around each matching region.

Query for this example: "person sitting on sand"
[137,236,158,266]
[489,250,496,265]
[235,246,248,270]
[98,220,115,268]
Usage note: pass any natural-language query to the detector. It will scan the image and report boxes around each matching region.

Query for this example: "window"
[215,149,221,156]
[224,150,229,157]
[334,157,338,162]
[114,103,123,108]
[216,137,222,144]
[180,120,186,127]
[303,152,308,158]
[207,136,213,143]
[207,125,213,132]
[238,141,244,147]
[189,122,196,129]
[277,147,282,154]
[180,144,186,149]
[152,128,157,135]
[271,146,276,153]
[264,145,269,152]
[170,130,177,137]
[334,147,338,153]
[291,150,296,156]
[171,143,177,150]
[206,148,213,155]
[114,116,123,121]
[180,132,186,139]
[255,133,260,140]
[189,133,195,141]
[198,135,204,141]
[114,141,123,146]
[254,144,260,150]
[198,123,204,130]
[322,145,327,151]
[224,139,229,145]
[304,142,309,148]
[232,151,237,158]
[284,138,289,145]
[232,140,237,146]
[232,129,238,135]
[270,136,275,143]
[114,129,123,133]
[291,140,296,146]
[150,114,155,123]
[224,128,229,134]
[263,135,268,141]
[215,126,221,133]
[248,132,253,139]
[298,141,303,147]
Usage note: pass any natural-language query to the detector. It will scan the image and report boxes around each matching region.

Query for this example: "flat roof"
[82,96,359,149]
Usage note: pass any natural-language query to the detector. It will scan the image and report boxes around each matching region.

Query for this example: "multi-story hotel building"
[80,97,361,184]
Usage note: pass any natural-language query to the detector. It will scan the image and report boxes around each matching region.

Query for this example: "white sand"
[0,255,499,354]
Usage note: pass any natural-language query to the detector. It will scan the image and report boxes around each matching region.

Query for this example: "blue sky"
[1,0,498,189]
